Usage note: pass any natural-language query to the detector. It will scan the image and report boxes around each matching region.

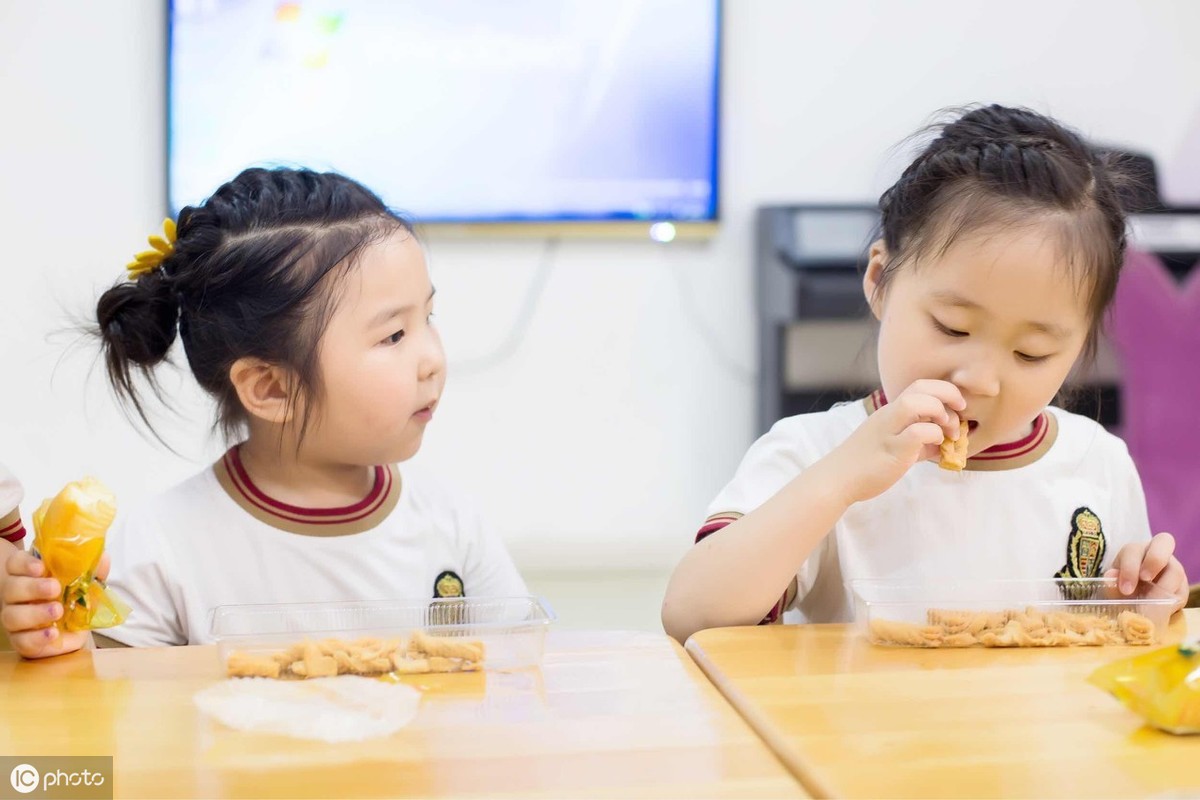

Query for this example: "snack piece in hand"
[938,419,969,471]
[32,477,130,631]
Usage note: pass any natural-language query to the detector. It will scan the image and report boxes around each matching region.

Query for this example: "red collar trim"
[223,446,392,524]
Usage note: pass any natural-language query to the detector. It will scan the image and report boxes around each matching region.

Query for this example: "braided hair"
[97,168,412,442]
[875,104,1134,360]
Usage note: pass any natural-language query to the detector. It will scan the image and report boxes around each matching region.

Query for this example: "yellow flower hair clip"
[125,218,178,281]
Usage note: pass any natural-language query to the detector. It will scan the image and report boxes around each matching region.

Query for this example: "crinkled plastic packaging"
[1088,641,1200,734]
[32,478,129,631]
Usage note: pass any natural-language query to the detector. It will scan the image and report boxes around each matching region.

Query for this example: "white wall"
[3,1,1199,577]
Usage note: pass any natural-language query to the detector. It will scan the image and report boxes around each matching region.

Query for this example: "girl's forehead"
[327,233,431,318]
[907,226,1091,323]
[348,233,428,286]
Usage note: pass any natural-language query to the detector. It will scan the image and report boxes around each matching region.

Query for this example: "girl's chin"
[391,437,424,463]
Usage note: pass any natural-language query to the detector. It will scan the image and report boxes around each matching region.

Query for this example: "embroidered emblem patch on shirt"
[433,570,465,599]
[1055,507,1107,598]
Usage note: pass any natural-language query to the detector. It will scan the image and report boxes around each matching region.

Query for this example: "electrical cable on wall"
[449,236,755,385]
[666,257,756,385]
[450,238,560,376]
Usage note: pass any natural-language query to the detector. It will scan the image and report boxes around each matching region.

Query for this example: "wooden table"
[0,630,805,799]
[687,610,1199,799]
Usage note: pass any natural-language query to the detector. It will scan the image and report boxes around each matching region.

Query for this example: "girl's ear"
[229,357,298,425]
[863,240,889,321]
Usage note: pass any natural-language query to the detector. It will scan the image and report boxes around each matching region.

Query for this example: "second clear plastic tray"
[210,595,555,672]
[851,578,1177,648]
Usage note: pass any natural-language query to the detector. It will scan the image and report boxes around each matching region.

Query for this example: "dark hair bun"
[97,270,179,371]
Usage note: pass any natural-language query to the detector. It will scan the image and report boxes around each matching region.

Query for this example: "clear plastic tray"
[210,595,555,672]
[850,578,1177,648]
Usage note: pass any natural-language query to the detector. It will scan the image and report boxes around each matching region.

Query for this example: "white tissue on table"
[194,676,421,742]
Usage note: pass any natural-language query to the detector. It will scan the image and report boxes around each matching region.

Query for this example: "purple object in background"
[1109,249,1200,578]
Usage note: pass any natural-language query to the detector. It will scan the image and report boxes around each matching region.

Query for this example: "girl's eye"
[932,318,968,338]
[383,330,405,346]
[1016,351,1050,364]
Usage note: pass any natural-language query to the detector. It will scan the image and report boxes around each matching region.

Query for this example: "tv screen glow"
[168,0,721,225]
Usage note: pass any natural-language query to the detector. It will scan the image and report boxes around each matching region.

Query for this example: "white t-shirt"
[104,450,528,646]
[702,397,1152,624]
[0,461,26,544]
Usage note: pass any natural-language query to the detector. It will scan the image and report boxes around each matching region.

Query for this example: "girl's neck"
[235,435,376,509]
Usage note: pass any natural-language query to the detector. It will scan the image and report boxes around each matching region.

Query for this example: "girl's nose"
[950,358,1000,398]
[419,328,446,381]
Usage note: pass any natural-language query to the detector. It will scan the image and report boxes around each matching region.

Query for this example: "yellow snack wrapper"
[31,478,129,631]
[1088,641,1200,735]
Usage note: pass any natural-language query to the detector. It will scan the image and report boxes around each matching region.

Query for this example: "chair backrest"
[1109,247,1200,579]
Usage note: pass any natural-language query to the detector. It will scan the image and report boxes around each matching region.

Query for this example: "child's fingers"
[8,627,60,659]
[943,409,962,441]
[1,600,63,633]
[1,574,61,605]
[895,422,946,457]
[8,626,88,660]
[1110,544,1144,595]
[1138,533,1176,583]
[890,393,950,431]
[52,630,91,657]
[5,550,46,578]
[1154,559,1188,610]
[889,390,962,440]
[96,553,111,583]
[900,379,966,411]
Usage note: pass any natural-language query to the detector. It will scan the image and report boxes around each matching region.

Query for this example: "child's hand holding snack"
[0,478,126,659]
[825,379,966,504]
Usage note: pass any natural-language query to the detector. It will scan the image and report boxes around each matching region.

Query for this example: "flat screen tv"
[168,0,721,237]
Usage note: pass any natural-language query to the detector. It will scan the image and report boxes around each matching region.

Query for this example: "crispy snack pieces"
[227,632,486,679]
[938,419,969,471]
[869,607,1155,648]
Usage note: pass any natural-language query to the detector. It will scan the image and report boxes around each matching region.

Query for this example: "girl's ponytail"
[96,264,180,425]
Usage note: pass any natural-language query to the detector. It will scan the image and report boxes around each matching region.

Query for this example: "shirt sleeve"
[703,421,812,524]
[100,509,188,647]
[452,494,528,598]
[696,418,828,623]
[0,462,27,544]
